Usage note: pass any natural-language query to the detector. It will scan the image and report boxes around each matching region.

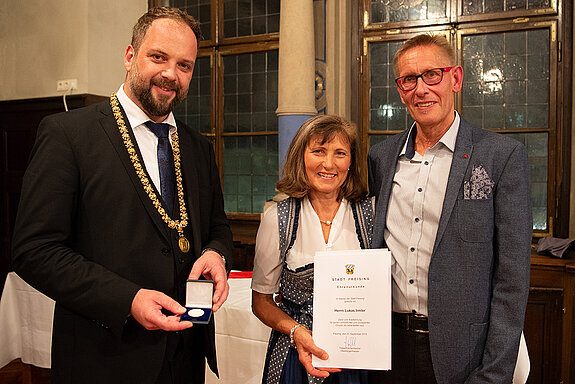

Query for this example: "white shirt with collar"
[251,196,362,294]
[115,84,177,197]
[384,112,460,316]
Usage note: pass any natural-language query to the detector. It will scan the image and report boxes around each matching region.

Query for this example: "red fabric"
[229,271,253,279]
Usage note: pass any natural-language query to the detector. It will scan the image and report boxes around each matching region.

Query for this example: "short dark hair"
[393,33,455,77]
[131,7,202,53]
[276,114,367,202]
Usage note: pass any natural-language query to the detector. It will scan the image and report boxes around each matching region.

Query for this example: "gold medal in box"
[180,280,213,324]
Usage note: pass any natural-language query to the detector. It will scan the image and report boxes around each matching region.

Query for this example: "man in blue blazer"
[12,8,232,384]
[367,34,532,383]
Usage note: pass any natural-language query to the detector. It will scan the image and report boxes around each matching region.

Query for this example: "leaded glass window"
[370,0,448,23]
[222,50,279,213]
[461,30,549,130]
[222,51,278,134]
[369,40,414,133]
[174,56,212,134]
[223,135,278,212]
[169,0,212,41]
[462,0,552,16]
[223,0,280,38]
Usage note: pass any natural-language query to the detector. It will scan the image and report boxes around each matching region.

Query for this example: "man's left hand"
[188,250,229,312]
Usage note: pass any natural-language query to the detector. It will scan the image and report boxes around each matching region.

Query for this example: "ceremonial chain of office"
[110,94,190,253]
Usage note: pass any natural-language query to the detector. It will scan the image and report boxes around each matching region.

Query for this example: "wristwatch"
[201,247,226,266]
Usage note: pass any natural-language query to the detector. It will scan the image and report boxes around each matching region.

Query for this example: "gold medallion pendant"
[179,236,190,253]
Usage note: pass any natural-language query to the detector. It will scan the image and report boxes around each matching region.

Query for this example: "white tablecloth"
[0,272,55,369]
[206,278,270,384]
[0,273,270,384]
[0,272,529,383]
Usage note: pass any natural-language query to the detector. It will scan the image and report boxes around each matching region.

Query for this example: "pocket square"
[464,165,494,199]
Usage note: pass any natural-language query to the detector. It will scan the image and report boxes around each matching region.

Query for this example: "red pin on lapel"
[463,154,469,158]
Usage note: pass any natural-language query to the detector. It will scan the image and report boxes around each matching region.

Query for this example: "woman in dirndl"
[251,114,374,384]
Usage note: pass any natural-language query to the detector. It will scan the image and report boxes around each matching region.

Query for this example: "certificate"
[312,248,391,370]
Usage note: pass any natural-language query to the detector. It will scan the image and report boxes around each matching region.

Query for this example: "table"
[0,272,271,384]
[205,276,270,383]
[0,272,54,369]
[0,272,530,383]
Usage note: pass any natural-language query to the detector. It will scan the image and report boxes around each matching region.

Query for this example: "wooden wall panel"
[0,95,106,293]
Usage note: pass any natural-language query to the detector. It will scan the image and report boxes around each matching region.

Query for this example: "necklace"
[110,94,190,253]
[316,201,340,226]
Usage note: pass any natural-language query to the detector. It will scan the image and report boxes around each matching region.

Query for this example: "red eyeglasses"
[395,67,453,91]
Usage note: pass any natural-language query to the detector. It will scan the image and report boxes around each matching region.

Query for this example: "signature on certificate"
[343,335,357,347]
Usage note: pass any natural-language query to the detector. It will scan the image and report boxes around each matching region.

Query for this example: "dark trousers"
[156,331,206,384]
[368,324,437,384]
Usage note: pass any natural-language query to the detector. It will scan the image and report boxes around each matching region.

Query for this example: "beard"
[128,64,188,117]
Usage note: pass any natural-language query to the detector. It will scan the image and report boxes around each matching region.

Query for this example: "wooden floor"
[0,360,50,384]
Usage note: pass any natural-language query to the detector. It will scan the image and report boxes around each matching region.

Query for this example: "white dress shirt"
[384,112,460,316]
[115,85,177,197]
[251,197,362,294]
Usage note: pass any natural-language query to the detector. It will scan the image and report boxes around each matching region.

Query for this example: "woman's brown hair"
[276,114,367,202]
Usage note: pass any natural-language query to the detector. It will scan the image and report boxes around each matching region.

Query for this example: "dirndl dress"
[260,197,374,384]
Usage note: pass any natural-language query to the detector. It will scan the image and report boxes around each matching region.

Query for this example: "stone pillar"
[276,0,316,173]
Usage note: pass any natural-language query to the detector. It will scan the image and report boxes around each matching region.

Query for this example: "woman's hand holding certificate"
[291,324,342,377]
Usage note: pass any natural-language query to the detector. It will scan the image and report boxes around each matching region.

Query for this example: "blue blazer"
[368,117,532,383]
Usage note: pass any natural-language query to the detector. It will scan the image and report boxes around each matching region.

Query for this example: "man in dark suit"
[368,34,532,383]
[11,7,233,384]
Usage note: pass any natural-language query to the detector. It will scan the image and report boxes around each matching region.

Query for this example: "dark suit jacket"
[368,117,532,383]
[12,100,233,383]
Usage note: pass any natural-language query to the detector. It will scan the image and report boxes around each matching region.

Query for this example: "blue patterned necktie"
[145,121,176,215]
